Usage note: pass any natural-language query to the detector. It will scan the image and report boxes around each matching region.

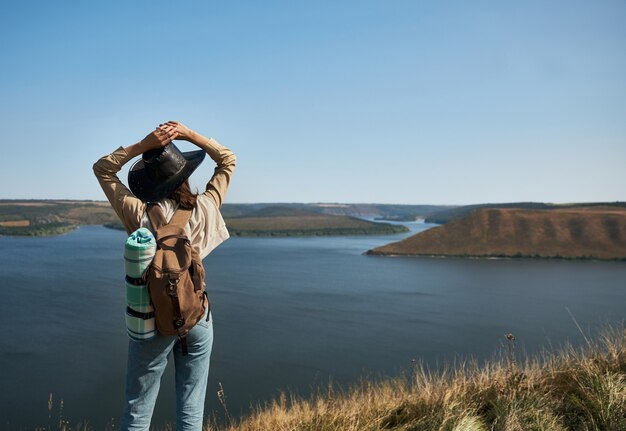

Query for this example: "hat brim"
[128,149,205,202]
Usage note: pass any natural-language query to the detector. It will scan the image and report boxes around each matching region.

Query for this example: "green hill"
[367,207,626,260]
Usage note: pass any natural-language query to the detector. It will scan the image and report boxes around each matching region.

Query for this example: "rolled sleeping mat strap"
[126,306,155,320]
[125,308,157,341]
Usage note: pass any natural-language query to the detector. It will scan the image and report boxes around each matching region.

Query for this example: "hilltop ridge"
[424,201,626,224]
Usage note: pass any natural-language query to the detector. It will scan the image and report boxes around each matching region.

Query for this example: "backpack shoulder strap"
[147,203,167,230]
[169,207,193,229]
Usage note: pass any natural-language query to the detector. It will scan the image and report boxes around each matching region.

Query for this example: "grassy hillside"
[211,326,625,431]
[225,206,409,236]
[367,207,626,260]
[38,327,626,430]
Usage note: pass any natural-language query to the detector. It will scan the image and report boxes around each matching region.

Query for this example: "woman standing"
[93,121,236,431]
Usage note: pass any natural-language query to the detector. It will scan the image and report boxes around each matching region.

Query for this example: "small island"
[366,206,626,261]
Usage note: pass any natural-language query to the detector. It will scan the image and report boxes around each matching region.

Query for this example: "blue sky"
[1,1,624,205]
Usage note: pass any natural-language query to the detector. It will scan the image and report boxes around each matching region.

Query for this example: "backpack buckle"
[167,276,179,296]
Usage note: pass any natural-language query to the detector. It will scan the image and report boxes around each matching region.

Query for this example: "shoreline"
[2,223,410,238]
[0,224,78,238]
[363,250,626,262]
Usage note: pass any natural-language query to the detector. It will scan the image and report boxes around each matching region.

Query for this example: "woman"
[93,121,236,431]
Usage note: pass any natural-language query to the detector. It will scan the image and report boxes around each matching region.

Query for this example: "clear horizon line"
[1,198,625,206]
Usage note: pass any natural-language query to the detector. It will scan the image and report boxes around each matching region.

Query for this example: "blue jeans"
[119,311,213,431]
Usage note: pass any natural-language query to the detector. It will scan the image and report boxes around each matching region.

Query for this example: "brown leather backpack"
[145,203,210,355]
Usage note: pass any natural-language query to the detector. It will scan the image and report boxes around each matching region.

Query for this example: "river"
[0,220,624,429]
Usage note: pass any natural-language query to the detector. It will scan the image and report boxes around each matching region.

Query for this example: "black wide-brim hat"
[128,143,205,202]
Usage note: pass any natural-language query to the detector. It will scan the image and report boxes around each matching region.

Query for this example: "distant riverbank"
[0,200,409,237]
[0,222,77,236]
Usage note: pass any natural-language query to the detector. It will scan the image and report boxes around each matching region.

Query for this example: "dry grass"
[205,326,625,431]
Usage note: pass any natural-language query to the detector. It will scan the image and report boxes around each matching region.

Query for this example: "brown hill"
[366,207,626,260]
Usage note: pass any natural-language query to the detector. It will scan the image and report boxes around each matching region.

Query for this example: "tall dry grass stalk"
[208,325,625,431]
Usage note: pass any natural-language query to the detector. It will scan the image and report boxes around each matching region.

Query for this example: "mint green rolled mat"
[124,227,157,341]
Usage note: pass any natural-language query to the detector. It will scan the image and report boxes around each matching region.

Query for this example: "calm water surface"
[1,220,625,429]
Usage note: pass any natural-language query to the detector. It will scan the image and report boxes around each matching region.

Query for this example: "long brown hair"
[168,179,198,210]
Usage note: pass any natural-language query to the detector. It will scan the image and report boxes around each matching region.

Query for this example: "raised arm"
[160,121,237,208]
[93,125,178,233]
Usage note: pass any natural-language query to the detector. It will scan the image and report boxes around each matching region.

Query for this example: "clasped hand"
[141,121,194,151]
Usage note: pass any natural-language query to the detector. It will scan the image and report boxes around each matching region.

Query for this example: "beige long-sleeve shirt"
[93,137,236,260]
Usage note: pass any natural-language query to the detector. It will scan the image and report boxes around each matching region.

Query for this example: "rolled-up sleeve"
[92,146,146,234]
[195,137,237,209]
